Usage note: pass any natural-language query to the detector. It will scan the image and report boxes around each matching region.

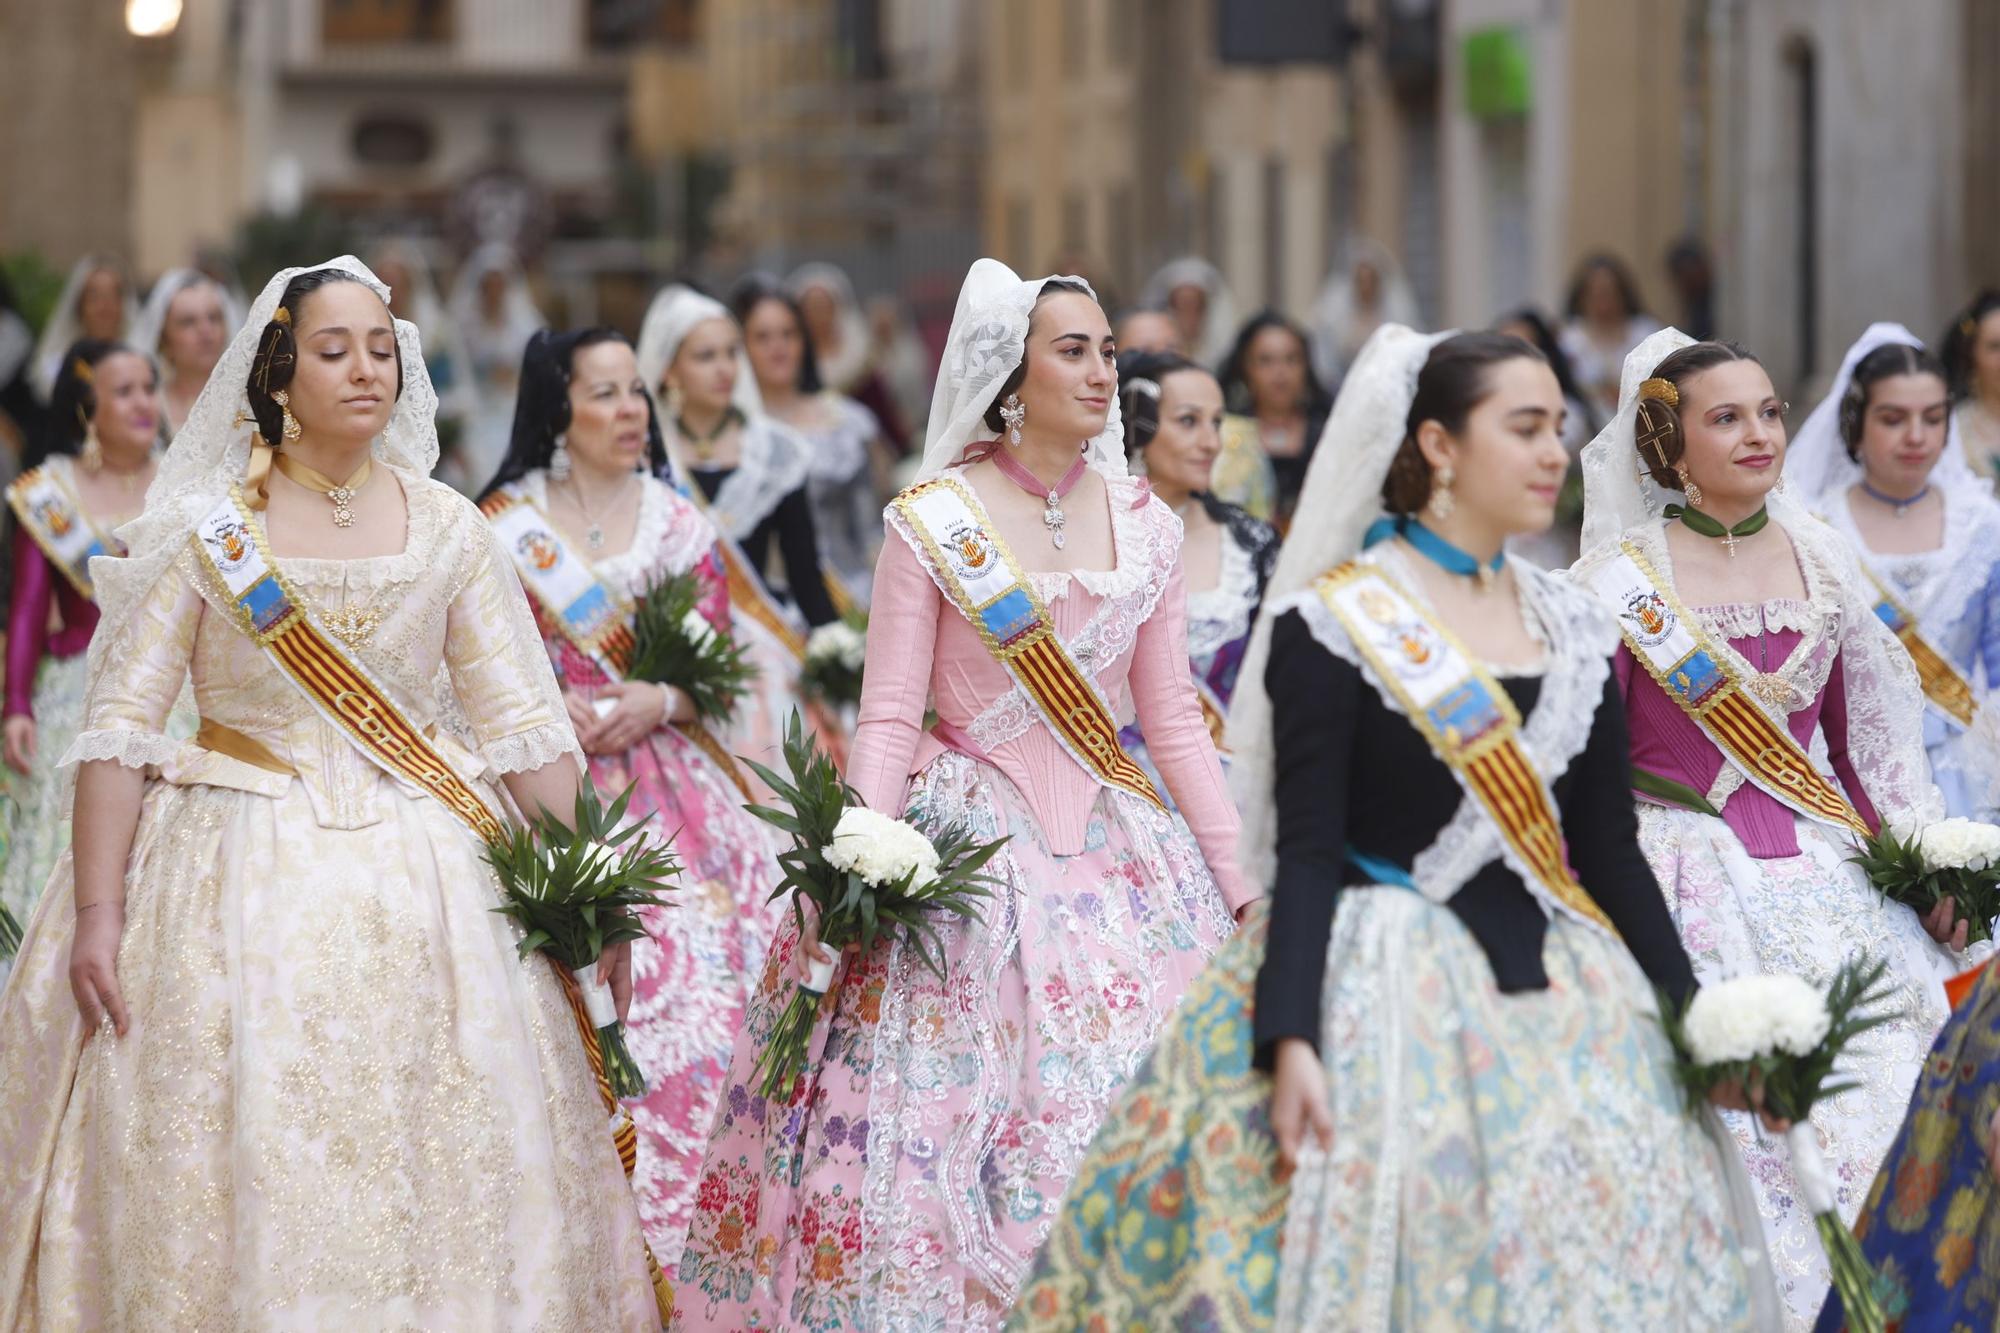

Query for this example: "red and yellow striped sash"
[1316,563,1618,938]
[1864,573,1978,728]
[893,478,1164,809]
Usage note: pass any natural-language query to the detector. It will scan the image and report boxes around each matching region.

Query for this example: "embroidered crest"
[204,518,254,573]
[944,519,998,580]
[1622,588,1675,647]
[516,528,562,572]
[32,496,73,538]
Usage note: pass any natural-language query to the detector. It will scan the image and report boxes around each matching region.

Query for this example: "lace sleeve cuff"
[481,719,583,776]
[60,727,181,771]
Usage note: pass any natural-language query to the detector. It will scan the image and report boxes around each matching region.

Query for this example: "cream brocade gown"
[0,473,657,1330]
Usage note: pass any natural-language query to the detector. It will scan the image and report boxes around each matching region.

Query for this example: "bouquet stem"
[753,943,838,1103]
[1787,1123,1885,1333]
[574,964,648,1099]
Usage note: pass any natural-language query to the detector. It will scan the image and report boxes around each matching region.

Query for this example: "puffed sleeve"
[444,520,582,775]
[844,525,938,817]
[61,550,201,770]
[6,526,53,720]
[1128,557,1253,912]
[1250,609,1356,1068]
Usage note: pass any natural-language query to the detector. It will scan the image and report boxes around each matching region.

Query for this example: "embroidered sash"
[1861,567,1978,729]
[480,486,636,680]
[1585,542,1870,838]
[6,461,121,600]
[482,484,755,801]
[893,477,1164,808]
[191,488,504,841]
[1316,561,1619,938]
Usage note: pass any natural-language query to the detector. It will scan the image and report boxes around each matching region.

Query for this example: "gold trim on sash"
[1316,561,1620,939]
[5,461,121,601]
[1861,567,1979,728]
[194,487,505,842]
[480,487,638,678]
[893,477,1165,809]
[1604,542,1870,838]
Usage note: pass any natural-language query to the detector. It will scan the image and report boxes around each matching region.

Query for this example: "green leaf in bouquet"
[624,571,759,724]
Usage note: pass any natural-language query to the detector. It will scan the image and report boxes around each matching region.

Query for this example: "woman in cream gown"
[0,257,659,1329]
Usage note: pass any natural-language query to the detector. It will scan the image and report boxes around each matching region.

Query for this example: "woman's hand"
[1707,1075,1792,1134]
[595,938,633,1023]
[562,689,601,752]
[585,682,668,754]
[1922,898,1971,952]
[1269,1037,1334,1178]
[3,715,36,776]
[69,901,129,1036]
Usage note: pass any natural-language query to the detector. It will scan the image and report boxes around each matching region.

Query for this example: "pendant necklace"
[1666,502,1768,557]
[569,472,634,552]
[990,448,1088,550]
[274,453,370,528]
[1858,479,1929,518]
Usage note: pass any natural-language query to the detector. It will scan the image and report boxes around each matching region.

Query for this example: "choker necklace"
[990,448,1088,549]
[275,453,370,528]
[1666,502,1767,557]
[1858,479,1930,517]
[1365,514,1504,589]
[677,406,741,462]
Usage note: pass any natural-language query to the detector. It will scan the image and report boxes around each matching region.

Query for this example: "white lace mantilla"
[697,417,812,542]
[1185,520,1261,665]
[888,470,1180,755]
[1281,547,1617,915]
[1823,482,2000,676]
[1573,513,1943,830]
[799,393,876,487]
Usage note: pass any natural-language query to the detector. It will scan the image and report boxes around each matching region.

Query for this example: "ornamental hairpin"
[1637,377,1679,408]
[273,306,292,326]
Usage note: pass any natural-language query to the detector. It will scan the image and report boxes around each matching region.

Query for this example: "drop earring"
[80,422,103,473]
[998,393,1026,446]
[549,432,572,481]
[1426,463,1455,521]
[1674,464,1704,508]
[272,389,302,442]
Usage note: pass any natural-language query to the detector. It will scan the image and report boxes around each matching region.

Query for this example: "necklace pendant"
[1722,531,1739,557]
[1475,564,1497,591]
[586,525,605,551]
[1043,499,1067,549]
[328,485,356,529]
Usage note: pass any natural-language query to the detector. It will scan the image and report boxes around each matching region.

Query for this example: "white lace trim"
[889,474,1179,754]
[481,719,583,775]
[1694,598,1822,641]
[520,471,714,597]
[1825,483,2000,668]
[799,393,875,486]
[1185,520,1260,663]
[60,726,180,771]
[1022,474,1164,603]
[699,416,811,541]
[1279,549,1618,918]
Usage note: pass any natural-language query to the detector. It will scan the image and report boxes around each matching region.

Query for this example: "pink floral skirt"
[583,716,784,1274]
[672,751,1235,1332]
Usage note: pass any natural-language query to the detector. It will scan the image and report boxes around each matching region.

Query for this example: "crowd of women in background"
[0,233,1995,1332]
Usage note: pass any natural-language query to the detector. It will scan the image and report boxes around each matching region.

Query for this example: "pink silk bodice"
[6,525,98,718]
[846,470,1254,913]
[1617,612,1881,859]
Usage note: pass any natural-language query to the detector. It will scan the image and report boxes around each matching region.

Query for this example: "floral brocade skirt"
[671,750,1236,1332]
[580,712,785,1272]
[0,653,87,988]
[1637,805,1962,1329]
[1014,888,1774,1332]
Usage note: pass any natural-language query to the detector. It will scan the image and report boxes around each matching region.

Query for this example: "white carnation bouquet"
[1660,957,1900,1333]
[802,613,868,709]
[1852,816,2000,946]
[744,712,1006,1102]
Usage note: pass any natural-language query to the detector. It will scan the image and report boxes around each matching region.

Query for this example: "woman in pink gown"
[479,328,784,1273]
[673,261,1255,1331]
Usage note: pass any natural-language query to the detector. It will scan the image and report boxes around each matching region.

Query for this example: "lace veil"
[920,258,1125,482]
[1226,323,1451,889]
[132,269,246,369]
[1138,256,1239,368]
[786,261,872,391]
[31,255,143,400]
[73,256,440,767]
[1572,328,1943,829]
[1786,322,1982,503]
